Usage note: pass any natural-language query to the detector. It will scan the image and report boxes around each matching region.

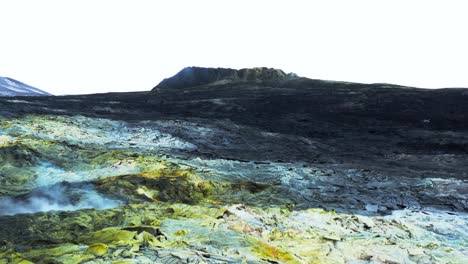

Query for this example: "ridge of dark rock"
[153,67,299,90]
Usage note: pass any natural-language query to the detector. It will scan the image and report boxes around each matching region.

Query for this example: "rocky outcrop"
[0,77,51,96]
[153,67,299,90]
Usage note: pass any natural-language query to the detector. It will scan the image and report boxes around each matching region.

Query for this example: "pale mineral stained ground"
[0,115,466,264]
[1,67,468,263]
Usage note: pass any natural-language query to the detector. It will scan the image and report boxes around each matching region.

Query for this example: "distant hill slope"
[0,77,51,96]
[153,66,299,90]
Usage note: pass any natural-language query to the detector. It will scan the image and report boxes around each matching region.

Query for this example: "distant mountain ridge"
[0,77,51,96]
[153,67,299,90]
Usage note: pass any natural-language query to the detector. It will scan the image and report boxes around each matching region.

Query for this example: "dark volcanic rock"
[1,67,468,262]
[153,66,298,90]
[1,67,467,214]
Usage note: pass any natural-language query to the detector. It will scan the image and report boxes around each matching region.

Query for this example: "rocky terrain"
[0,67,467,263]
[0,77,51,97]
[155,67,298,90]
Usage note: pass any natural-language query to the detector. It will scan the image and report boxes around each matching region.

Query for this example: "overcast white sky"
[0,0,467,95]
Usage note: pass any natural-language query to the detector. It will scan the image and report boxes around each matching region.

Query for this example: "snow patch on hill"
[0,77,51,96]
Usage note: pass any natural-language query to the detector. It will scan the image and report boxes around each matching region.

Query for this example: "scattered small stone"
[87,243,109,256]
[365,204,379,212]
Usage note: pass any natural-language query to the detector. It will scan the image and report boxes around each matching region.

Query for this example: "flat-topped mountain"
[0,77,51,96]
[153,67,299,90]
